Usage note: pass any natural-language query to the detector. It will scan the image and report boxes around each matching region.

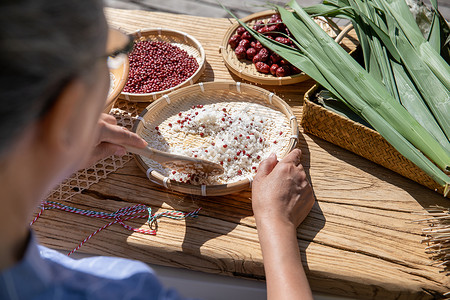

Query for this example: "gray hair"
[0,0,107,156]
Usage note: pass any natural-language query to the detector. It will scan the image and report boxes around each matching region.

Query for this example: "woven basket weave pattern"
[133,81,298,196]
[302,85,445,195]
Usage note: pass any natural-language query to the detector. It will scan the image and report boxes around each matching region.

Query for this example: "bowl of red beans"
[120,28,206,102]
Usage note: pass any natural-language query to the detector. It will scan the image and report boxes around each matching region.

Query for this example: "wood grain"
[32,8,450,299]
[103,0,450,22]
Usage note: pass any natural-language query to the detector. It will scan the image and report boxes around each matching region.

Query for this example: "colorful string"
[31,200,201,256]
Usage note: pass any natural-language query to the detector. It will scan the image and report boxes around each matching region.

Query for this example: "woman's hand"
[252,149,314,228]
[82,113,147,168]
[252,149,314,300]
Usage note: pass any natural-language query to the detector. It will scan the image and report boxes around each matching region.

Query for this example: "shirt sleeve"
[1,232,197,300]
[37,245,197,300]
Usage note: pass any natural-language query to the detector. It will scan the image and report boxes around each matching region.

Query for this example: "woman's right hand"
[251,149,315,300]
[252,149,314,228]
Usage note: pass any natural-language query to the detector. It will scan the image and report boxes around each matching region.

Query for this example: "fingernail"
[269,153,276,159]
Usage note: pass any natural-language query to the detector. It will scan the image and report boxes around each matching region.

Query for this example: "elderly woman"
[0,0,314,299]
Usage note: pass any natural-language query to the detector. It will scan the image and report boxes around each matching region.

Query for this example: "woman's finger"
[100,113,118,125]
[100,122,147,148]
[280,148,302,166]
[82,142,126,169]
[255,153,278,178]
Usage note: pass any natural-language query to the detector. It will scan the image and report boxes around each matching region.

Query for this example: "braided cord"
[31,200,201,256]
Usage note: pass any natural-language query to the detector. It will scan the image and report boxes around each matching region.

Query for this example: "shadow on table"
[306,133,449,208]
[199,59,215,82]
[181,191,252,257]
[115,131,324,277]
[129,185,255,275]
[148,132,323,275]
[297,131,326,273]
[129,181,252,255]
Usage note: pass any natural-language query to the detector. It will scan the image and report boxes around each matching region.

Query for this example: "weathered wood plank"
[104,0,294,18]
[32,8,450,300]
[104,0,450,20]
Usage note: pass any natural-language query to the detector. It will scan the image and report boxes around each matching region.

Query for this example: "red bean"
[124,40,199,94]
[255,62,270,73]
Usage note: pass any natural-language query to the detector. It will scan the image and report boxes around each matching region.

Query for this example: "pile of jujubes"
[228,14,301,77]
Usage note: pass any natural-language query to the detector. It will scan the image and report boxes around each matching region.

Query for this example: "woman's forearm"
[251,150,315,299]
[257,219,313,300]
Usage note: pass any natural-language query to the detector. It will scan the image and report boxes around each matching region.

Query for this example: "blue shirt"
[0,233,192,300]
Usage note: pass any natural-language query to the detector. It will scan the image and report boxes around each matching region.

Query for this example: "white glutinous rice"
[142,102,292,185]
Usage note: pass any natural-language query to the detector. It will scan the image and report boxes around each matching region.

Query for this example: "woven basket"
[302,84,448,197]
[105,56,129,113]
[132,81,299,196]
[220,10,338,86]
[120,28,206,102]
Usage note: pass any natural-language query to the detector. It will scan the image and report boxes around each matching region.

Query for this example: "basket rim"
[105,56,129,111]
[303,84,382,136]
[120,27,206,101]
[221,10,307,86]
[302,83,449,196]
[132,80,299,196]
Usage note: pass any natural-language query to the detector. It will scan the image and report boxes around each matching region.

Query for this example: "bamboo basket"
[120,28,206,102]
[132,81,299,196]
[302,84,448,197]
[105,56,129,113]
[220,10,339,86]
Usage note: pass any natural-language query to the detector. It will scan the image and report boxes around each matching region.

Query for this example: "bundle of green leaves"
[221,0,450,195]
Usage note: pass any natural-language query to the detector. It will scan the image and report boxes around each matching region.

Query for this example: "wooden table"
[33,8,450,299]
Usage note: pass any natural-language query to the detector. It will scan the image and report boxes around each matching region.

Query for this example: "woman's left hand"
[82,113,147,168]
